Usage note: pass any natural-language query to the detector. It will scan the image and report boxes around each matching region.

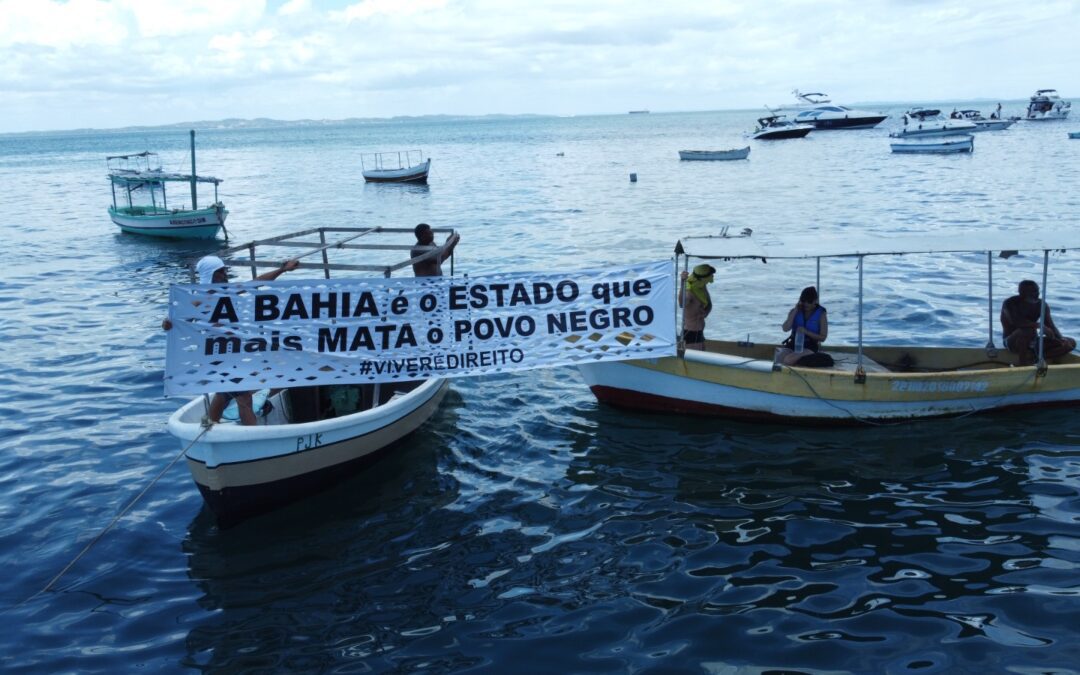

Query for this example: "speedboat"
[1026,89,1071,121]
[107,131,227,240]
[752,115,813,140]
[678,147,750,161]
[579,230,1080,424]
[787,90,887,129]
[955,109,1016,131]
[890,109,976,138]
[166,226,457,525]
[361,149,431,183]
[890,135,974,154]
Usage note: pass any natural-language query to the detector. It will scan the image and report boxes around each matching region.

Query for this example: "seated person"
[1001,280,1076,365]
[776,286,828,366]
[679,264,715,351]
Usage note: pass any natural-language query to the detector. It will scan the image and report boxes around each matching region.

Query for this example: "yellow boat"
[579,230,1080,424]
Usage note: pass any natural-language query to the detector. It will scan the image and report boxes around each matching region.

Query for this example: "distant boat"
[107,130,227,240]
[1069,131,1080,139]
[1026,89,1071,121]
[752,114,813,140]
[890,135,974,154]
[628,110,650,114]
[678,147,750,161]
[955,109,1016,131]
[786,90,888,129]
[361,150,430,183]
[890,109,976,138]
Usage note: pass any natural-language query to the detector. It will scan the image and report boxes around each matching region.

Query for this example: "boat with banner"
[166,226,457,525]
[107,131,227,239]
[678,147,750,161]
[579,230,1080,424]
[361,149,431,183]
[890,135,974,154]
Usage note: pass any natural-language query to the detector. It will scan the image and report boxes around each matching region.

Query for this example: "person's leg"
[207,394,229,422]
[1043,336,1077,359]
[1005,329,1036,365]
[232,392,258,426]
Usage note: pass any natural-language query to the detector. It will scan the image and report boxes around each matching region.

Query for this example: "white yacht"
[787,90,888,130]
[1026,89,1071,121]
[890,108,976,138]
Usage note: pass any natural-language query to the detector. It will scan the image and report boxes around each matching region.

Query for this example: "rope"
[18,425,212,607]
[785,365,1040,426]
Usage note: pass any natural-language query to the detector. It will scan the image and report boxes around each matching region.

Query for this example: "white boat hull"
[679,147,751,160]
[109,204,226,239]
[362,158,431,183]
[578,342,1080,424]
[169,378,448,523]
[891,136,974,154]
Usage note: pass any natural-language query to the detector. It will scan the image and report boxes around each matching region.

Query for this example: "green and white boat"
[107,131,228,240]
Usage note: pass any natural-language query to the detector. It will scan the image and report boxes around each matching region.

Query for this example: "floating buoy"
[629,173,637,182]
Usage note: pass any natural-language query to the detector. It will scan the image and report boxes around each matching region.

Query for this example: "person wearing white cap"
[163,254,300,425]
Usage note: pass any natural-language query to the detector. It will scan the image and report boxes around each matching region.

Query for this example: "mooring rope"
[18,425,212,607]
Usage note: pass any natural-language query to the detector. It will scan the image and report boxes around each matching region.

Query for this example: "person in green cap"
[679,264,716,351]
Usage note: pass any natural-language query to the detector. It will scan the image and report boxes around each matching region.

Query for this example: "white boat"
[167,226,458,525]
[752,114,813,140]
[1026,89,1071,121]
[678,147,750,161]
[955,109,1016,131]
[361,150,430,183]
[787,90,888,129]
[890,109,977,138]
[579,230,1080,424]
[890,135,974,154]
[107,131,227,240]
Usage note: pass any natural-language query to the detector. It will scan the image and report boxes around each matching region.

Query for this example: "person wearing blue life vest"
[778,286,828,366]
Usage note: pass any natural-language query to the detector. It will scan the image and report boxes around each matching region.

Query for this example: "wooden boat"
[678,147,750,161]
[361,150,430,183]
[890,135,974,154]
[167,226,458,525]
[579,230,1080,424]
[107,131,227,240]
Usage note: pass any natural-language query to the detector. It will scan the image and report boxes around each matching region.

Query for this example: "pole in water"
[629,173,637,182]
[189,130,198,210]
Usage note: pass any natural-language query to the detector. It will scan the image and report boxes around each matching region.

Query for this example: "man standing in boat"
[1001,280,1077,365]
[679,264,715,351]
[162,254,299,425]
[411,223,460,276]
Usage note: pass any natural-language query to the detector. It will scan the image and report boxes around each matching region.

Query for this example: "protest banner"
[164,260,675,396]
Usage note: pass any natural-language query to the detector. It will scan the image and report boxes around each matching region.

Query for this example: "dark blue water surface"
[1,108,1079,673]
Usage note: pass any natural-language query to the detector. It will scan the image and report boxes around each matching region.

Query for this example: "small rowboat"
[361,150,430,183]
[891,135,974,154]
[166,226,457,525]
[1069,132,1080,139]
[678,147,751,161]
[580,230,1080,425]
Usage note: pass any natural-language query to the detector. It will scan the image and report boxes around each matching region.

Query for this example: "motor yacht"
[890,108,976,138]
[1026,89,1071,121]
[752,114,813,140]
[787,90,888,129]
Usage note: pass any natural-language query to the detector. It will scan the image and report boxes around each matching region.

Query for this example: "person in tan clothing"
[679,264,715,351]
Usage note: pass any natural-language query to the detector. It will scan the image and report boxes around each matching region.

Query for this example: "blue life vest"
[792,305,826,351]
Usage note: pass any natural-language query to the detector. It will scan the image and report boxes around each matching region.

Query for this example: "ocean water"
[1,107,1079,673]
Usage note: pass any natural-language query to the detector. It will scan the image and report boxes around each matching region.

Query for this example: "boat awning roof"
[677,231,1080,260]
[109,172,222,184]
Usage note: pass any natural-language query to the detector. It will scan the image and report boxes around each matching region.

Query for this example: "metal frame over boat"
[678,147,751,161]
[361,149,431,183]
[167,226,457,524]
[890,135,974,154]
[107,131,227,240]
[579,230,1080,425]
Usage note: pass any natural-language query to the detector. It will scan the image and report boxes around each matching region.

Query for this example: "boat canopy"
[109,171,222,185]
[676,230,1080,260]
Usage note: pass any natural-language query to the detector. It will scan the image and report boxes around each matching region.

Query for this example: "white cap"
[196,255,226,284]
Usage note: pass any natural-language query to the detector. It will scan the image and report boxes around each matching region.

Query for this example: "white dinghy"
[890,135,974,154]
[678,148,751,161]
[167,226,457,525]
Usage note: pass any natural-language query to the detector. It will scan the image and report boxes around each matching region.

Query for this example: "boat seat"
[821,351,891,373]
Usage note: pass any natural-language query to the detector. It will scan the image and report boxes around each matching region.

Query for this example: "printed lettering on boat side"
[890,380,990,393]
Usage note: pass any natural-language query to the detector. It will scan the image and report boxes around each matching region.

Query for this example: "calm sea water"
[1,107,1079,673]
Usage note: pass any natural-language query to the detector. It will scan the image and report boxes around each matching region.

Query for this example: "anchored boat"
[361,149,431,183]
[579,230,1080,424]
[167,226,457,525]
[678,147,751,161]
[891,109,976,138]
[107,130,227,240]
[1026,89,1071,121]
[752,114,813,140]
[890,135,974,154]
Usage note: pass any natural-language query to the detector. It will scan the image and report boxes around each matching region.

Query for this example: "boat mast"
[1036,249,1049,372]
[855,255,865,383]
[986,251,996,353]
[190,130,198,210]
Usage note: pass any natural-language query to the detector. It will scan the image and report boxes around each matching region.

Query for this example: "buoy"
[629,173,637,182]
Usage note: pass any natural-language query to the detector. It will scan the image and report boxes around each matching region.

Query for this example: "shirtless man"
[1001,280,1076,365]
[410,223,460,277]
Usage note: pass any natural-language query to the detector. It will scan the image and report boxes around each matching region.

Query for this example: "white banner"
[164,261,675,395]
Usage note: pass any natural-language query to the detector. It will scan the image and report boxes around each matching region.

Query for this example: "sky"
[0,0,1077,133]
